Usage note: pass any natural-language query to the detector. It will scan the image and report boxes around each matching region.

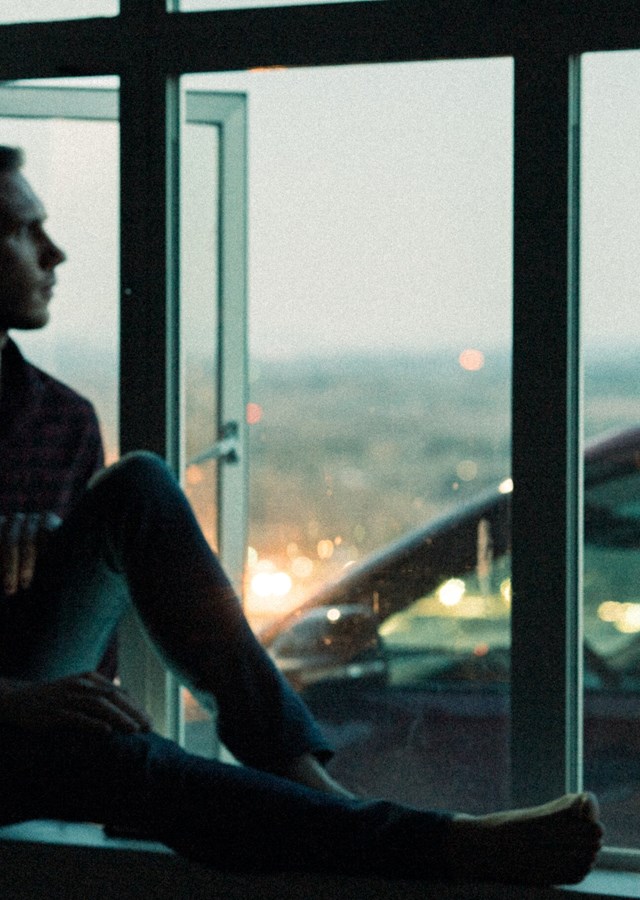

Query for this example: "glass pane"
[0,106,119,464]
[0,0,117,23]
[185,60,513,812]
[180,118,221,756]
[582,50,640,850]
[177,0,382,10]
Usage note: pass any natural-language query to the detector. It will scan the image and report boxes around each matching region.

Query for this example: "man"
[0,144,603,884]
[0,144,340,787]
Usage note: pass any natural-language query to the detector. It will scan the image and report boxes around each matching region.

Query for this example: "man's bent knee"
[88,451,172,493]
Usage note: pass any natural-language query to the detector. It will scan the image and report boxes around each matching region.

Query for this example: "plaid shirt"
[0,338,104,520]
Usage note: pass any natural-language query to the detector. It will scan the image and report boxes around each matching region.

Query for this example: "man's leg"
[0,725,453,880]
[0,723,602,885]
[0,454,604,884]
[0,452,330,771]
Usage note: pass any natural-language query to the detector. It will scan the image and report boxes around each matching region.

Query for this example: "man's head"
[0,146,66,339]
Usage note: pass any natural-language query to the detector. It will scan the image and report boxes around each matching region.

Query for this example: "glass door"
[0,83,248,752]
[180,91,248,754]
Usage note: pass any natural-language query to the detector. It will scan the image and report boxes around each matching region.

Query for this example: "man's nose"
[43,234,66,268]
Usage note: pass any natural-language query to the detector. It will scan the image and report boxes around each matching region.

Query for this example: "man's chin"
[10,314,50,331]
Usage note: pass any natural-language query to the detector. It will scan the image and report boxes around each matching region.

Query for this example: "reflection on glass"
[182,121,220,553]
[0,0,118,23]
[180,118,220,757]
[582,49,640,850]
[3,116,119,462]
[187,60,513,812]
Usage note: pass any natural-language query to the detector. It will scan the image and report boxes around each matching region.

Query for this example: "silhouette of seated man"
[0,145,603,885]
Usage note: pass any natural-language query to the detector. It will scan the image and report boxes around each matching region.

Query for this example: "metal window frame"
[0,0,639,838]
[118,79,248,739]
[0,77,247,742]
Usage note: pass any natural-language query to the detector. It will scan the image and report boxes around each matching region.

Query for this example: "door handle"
[187,421,240,466]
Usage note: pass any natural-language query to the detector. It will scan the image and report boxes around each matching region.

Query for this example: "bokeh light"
[317,539,335,560]
[246,402,263,425]
[459,348,485,371]
[438,578,466,607]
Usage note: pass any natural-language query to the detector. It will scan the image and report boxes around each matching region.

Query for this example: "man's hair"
[0,146,24,174]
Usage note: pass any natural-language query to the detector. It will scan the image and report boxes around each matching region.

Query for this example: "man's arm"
[0,511,61,596]
[0,511,153,736]
[0,672,153,734]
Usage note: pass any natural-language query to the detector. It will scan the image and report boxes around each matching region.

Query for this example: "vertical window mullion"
[216,97,248,595]
[119,62,182,741]
[511,53,582,806]
[566,54,583,795]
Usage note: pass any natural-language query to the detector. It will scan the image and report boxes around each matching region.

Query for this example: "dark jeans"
[0,453,452,879]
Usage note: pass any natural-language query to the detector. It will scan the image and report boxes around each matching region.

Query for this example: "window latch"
[187,421,240,466]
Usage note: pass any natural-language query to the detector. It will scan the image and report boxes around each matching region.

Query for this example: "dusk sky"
[0,4,639,368]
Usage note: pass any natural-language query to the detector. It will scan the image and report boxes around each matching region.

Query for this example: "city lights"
[291,555,314,578]
[459,348,485,371]
[598,601,640,633]
[317,539,335,560]
[246,402,263,425]
[438,578,466,607]
[251,570,292,598]
[247,546,259,567]
[498,478,513,494]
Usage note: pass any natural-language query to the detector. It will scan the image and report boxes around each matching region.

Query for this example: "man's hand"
[0,511,61,596]
[0,672,153,735]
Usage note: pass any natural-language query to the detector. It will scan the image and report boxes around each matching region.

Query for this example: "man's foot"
[276,753,358,799]
[447,792,603,886]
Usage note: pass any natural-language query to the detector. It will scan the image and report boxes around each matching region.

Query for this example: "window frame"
[0,0,639,862]
[0,79,248,741]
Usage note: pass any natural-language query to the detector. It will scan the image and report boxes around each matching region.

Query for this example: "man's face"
[0,170,66,334]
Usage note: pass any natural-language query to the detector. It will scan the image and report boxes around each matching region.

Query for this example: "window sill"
[0,822,638,900]
[562,870,640,899]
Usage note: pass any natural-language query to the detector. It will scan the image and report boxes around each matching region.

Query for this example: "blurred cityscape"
[102,345,637,629]
[32,338,638,631]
